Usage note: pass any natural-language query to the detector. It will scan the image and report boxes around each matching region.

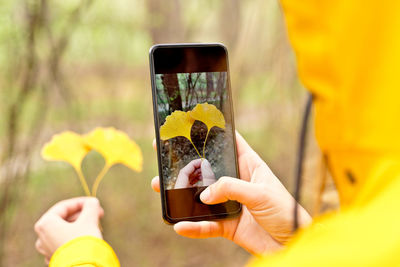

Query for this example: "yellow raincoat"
[250,0,400,266]
[49,1,400,266]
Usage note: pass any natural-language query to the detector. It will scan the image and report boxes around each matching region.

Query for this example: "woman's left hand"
[34,197,104,264]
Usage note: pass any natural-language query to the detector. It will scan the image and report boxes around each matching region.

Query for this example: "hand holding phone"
[151,132,312,254]
[149,44,311,254]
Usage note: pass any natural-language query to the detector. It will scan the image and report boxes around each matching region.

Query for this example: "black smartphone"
[149,43,241,224]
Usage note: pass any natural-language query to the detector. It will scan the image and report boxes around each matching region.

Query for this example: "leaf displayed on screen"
[160,111,194,141]
[159,104,226,158]
[189,103,225,157]
[159,110,202,157]
[189,103,225,131]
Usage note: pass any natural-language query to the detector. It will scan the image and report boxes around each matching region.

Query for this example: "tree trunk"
[206,72,214,103]
[217,72,226,110]
[161,73,182,113]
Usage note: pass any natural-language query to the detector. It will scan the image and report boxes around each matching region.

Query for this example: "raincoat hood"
[280,0,400,206]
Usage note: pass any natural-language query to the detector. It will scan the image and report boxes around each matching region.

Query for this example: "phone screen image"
[150,44,241,223]
[156,71,236,190]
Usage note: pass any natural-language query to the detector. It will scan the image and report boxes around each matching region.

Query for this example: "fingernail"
[200,187,211,203]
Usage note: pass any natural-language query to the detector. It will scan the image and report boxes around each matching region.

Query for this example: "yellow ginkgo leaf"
[188,103,225,131]
[41,131,89,171]
[84,127,143,172]
[41,131,91,196]
[160,110,195,141]
[159,111,202,158]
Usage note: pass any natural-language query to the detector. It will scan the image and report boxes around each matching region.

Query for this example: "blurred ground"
[0,0,338,266]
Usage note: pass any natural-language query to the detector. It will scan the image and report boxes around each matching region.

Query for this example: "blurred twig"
[45,0,94,103]
[0,0,94,265]
[0,1,43,263]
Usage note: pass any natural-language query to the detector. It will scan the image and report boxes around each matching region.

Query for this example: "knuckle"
[34,221,43,234]
[34,216,51,234]
[88,197,100,206]
[209,177,231,199]
[57,199,68,206]
[217,177,231,191]
[35,239,41,250]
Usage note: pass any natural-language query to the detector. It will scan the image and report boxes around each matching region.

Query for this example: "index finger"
[47,197,89,219]
[151,176,160,193]
[235,131,254,158]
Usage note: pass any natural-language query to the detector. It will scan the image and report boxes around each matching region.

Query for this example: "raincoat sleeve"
[49,236,120,267]
[247,163,400,267]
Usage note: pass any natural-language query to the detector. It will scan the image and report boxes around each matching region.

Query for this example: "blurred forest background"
[0,0,338,266]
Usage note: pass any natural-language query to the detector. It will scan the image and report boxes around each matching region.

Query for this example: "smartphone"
[149,43,241,224]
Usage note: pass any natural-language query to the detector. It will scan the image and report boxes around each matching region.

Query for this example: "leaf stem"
[75,168,91,196]
[202,129,210,159]
[92,163,111,197]
[189,140,202,159]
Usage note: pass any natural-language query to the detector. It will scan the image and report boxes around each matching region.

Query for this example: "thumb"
[78,197,103,225]
[200,177,264,208]
[201,159,216,186]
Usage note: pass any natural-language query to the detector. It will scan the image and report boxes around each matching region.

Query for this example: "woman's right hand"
[151,132,312,255]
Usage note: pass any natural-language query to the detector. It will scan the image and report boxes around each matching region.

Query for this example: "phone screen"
[150,44,241,222]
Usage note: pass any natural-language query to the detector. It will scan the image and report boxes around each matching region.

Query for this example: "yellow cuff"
[49,236,120,267]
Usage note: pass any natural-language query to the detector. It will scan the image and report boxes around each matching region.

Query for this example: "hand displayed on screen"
[199,159,217,186]
[174,159,217,189]
[152,132,312,255]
